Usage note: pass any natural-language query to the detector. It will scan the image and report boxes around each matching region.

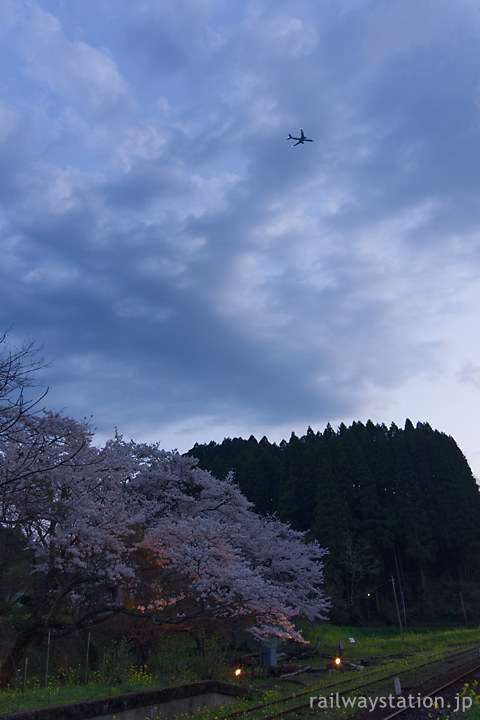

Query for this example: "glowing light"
[235,668,242,676]
[335,657,341,665]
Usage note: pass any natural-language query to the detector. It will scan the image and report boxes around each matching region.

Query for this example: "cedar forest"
[189,421,480,626]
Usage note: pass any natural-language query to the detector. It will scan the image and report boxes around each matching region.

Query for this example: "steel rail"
[379,658,480,720]
[262,654,480,720]
[215,643,480,720]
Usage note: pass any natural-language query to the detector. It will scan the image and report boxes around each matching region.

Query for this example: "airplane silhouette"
[287,128,313,146]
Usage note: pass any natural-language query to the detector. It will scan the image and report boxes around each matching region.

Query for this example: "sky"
[2,0,480,478]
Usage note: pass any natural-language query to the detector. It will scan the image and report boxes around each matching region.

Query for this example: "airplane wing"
[300,129,305,139]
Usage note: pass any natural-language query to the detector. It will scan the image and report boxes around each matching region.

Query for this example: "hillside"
[188,420,480,625]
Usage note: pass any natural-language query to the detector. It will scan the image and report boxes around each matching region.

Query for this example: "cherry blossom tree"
[125,442,329,641]
[0,415,139,686]
[0,423,329,687]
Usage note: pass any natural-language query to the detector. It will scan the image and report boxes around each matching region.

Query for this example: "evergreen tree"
[188,420,480,623]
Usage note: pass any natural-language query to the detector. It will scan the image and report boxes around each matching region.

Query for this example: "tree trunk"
[0,623,41,688]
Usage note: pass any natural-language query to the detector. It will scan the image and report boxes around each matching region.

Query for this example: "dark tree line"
[188,420,480,625]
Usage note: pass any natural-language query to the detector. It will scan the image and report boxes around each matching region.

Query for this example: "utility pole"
[391,576,404,639]
[394,549,407,629]
[460,592,468,627]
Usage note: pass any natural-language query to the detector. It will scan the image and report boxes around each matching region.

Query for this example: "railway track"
[209,643,480,720]
[356,655,480,720]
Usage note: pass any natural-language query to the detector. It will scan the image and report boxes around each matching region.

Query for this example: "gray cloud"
[2,0,480,470]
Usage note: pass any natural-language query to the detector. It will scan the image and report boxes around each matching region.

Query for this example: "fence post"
[44,630,51,688]
[22,657,28,693]
[85,632,91,684]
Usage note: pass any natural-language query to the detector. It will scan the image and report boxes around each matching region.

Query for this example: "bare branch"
[0,332,50,440]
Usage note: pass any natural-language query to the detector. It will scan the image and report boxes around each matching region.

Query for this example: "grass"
[464,680,480,720]
[0,633,234,716]
[1,624,480,716]
[298,620,480,660]
[0,664,162,715]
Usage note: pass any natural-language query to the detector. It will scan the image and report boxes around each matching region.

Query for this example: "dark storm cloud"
[2,0,480,467]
